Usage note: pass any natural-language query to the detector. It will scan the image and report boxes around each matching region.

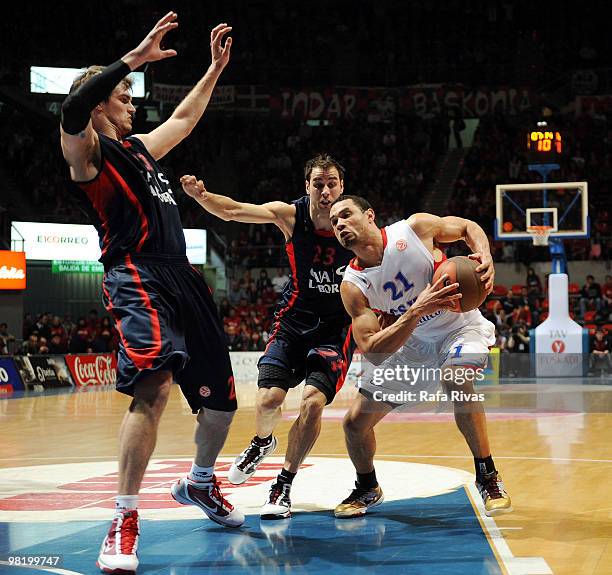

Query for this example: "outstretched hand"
[210,23,232,71]
[127,12,179,67]
[180,175,207,201]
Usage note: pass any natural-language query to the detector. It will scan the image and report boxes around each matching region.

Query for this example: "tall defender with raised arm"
[60,13,242,574]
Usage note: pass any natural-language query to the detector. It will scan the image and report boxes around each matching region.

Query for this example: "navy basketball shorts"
[258,318,356,405]
[102,254,236,413]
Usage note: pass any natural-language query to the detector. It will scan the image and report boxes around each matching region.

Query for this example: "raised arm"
[407,212,495,293]
[136,23,232,160]
[60,11,179,181]
[341,275,461,362]
[181,175,296,240]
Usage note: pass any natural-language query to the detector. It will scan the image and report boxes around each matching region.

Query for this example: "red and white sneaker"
[97,509,139,574]
[171,475,245,528]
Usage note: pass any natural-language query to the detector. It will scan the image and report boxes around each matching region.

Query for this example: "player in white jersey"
[329,195,512,518]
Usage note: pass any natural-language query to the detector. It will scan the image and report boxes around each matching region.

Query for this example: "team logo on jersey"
[199,386,211,397]
[396,239,407,251]
[309,269,340,293]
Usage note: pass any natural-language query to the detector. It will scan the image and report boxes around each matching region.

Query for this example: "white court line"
[465,483,552,575]
[1,453,612,463]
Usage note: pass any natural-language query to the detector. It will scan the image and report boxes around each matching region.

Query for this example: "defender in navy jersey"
[181,154,356,519]
[60,14,242,574]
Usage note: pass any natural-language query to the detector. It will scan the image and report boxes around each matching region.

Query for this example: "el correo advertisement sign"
[11,222,207,264]
[12,222,100,261]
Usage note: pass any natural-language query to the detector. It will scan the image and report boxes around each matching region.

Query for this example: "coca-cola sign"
[65,354,117,387]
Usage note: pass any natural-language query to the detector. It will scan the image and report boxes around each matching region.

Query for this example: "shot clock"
[526,121,562,165]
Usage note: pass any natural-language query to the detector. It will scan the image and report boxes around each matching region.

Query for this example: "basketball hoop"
[527,225,553,246]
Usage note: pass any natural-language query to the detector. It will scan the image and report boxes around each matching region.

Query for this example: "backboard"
[495,181,589,244]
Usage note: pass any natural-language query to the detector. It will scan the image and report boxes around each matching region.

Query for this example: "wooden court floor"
[0,382,611,575]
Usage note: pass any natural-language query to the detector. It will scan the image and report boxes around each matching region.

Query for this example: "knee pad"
[257,363,292,388]
[305,370,330,389]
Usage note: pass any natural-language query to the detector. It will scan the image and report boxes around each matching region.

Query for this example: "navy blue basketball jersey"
[68,134,185,266]
[275,196,353,328]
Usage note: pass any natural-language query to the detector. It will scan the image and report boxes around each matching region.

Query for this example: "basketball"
[431,256,487,312]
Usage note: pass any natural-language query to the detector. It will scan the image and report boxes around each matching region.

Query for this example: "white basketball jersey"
[342,219,482,342]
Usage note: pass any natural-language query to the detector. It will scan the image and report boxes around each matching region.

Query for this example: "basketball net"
[527,225,552,246]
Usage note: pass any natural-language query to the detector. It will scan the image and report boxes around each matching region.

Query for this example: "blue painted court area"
[0,489,501,575]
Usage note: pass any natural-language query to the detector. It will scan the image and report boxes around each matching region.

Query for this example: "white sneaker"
[228,436,278,485]
[171,476,244,527]
[260,482,291,520]
[97,510,139,574]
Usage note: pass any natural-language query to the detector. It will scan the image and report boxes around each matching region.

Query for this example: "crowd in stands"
[220,268,288,352]
[8,310,120,356]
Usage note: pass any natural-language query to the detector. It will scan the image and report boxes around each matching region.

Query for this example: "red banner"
[65,354,117,387]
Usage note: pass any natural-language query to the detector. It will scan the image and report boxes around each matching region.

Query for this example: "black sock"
[356,469,378,490]
[277,469,296,485]
[475,456,496,480]
[253,434,272,447]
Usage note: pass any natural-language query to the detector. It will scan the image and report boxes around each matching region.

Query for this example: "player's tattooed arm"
[341,278,461,362]
[180,175,296,240]
[408,213,495,294]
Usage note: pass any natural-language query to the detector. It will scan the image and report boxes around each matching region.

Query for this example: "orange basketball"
[503,221,513,232]
[431,256,487,313]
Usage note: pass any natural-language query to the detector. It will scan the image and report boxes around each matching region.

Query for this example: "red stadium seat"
[585,324,597,335]
[568,283,581,295]
[540,312,549,322]
[583,311,597,322]
[542,299,549,310]
[511,284,524,295]
[604,324,612,334]
[486,299,499,312]
[492,284,508,297]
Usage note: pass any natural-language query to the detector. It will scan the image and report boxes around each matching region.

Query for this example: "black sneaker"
[228,436,278,485]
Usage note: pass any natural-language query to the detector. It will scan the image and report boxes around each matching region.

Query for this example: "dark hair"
[304,153,345,181]
[331,194,373,212]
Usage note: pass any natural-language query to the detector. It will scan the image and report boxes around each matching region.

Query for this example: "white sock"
[188,463,214,484]
[115,495,138,511]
